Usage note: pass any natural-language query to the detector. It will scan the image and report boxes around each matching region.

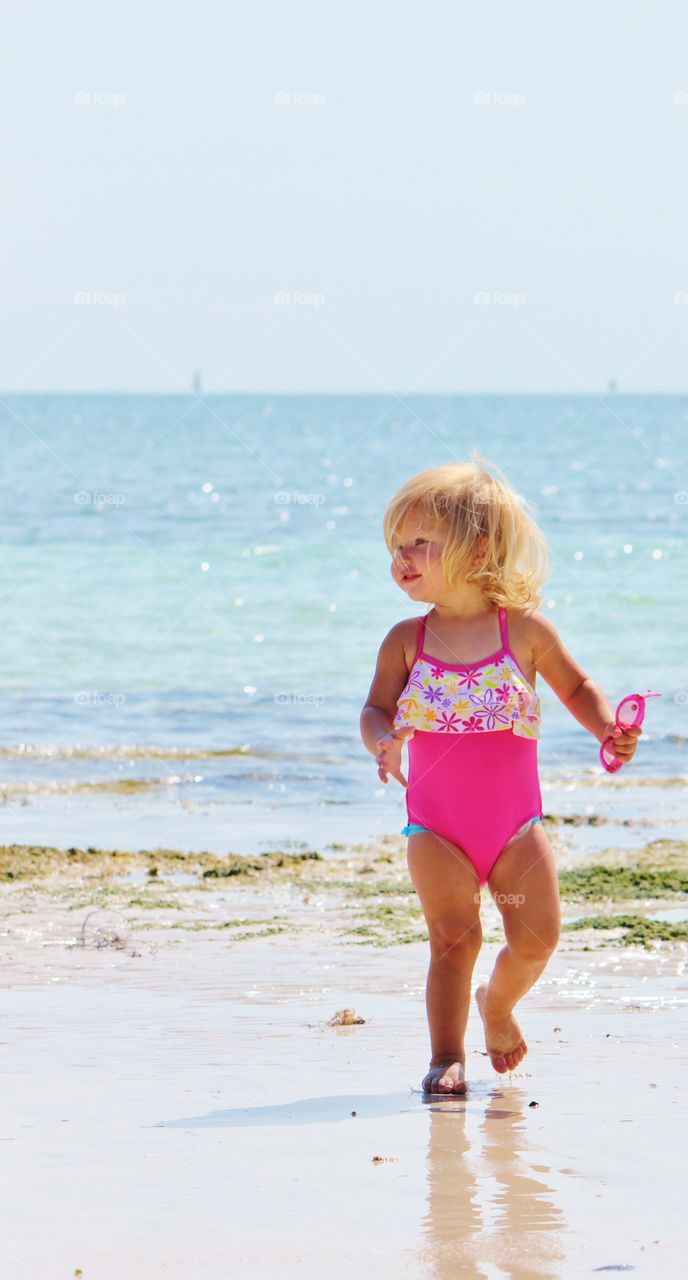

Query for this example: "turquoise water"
[0,393,685,854]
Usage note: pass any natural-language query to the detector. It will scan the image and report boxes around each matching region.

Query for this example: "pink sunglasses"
[600,691,662,773]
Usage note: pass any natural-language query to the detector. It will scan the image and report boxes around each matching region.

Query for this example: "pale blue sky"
[2,0,688,392]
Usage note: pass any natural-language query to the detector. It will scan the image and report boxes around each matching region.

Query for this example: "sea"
[0,393,686,859]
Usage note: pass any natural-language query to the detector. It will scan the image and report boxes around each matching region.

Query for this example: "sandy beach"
[4,0,688,1268]
[2,831,687,1279]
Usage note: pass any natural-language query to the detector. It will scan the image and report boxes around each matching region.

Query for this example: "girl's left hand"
[601,722,643,763]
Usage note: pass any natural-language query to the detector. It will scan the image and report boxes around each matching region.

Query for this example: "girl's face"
[390,511,488,603]
[389,514,448,599]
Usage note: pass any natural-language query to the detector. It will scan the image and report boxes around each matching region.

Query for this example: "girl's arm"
[526,613,642,763]
[359,622,411,754]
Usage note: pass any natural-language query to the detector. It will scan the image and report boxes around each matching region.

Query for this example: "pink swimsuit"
[393,607,544,886]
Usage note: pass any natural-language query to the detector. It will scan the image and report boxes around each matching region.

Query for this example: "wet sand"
[2,837,687,1278]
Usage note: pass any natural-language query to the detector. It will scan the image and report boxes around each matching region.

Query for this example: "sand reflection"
[418,1082,566,1279]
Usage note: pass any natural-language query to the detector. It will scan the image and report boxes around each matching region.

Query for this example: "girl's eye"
[394,537,428,558]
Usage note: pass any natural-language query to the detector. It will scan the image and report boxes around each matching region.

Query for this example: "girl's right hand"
[375,727,414,789]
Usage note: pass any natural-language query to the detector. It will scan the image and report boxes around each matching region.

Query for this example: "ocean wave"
[0,777,195,798]
[542,772,688,788]
[0,743,287,762]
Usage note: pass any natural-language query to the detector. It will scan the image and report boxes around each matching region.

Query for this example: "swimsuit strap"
[498,606,509,651]
[412,611,429,665]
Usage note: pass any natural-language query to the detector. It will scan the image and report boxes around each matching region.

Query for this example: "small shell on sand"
[328,1008,366,1025]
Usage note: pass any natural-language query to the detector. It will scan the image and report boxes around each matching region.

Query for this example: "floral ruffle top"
[393,633,541,740]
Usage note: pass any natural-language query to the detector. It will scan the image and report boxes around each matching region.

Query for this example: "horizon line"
[1,388,687,398]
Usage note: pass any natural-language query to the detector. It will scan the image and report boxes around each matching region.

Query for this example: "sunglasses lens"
[601,739,621,770]
[617,696,643,729]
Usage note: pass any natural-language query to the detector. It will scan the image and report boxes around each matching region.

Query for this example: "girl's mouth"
[403,573,421,582]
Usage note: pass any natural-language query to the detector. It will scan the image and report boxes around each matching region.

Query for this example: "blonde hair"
[382,453,551,612]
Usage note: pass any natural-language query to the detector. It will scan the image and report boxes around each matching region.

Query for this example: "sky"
[2,0,688,394]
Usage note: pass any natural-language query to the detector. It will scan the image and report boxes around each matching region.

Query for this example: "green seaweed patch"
[635,838,688,858]
[125,895,183,910]
[341,898,427,947]
[0,779,160,800]
[163,917,293,935]
[221,924,289,942]
[201,850,323,878]
[67,893,186,912]
[364,902,423,924]
[133,922,291,940]
[343,923,428,947]
[66,891,134,911]
[64,779,165,795]
[543,813,614,827]
[564,913,688,947]
[303,876,415,898]
[0,843,324,883]
[558,863,688,901]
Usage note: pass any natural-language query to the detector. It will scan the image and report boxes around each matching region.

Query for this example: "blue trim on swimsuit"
[401,816,542,838]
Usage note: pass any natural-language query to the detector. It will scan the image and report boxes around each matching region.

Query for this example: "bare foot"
[475,983,528,1074]
[421,1059,467,1094]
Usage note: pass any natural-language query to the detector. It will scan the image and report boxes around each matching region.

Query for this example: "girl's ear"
[472,534,489,567]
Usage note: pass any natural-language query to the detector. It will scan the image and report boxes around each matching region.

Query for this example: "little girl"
[360,456,642,1095]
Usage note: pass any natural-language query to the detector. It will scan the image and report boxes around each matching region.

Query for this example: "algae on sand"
[564,913,688,947]
[558,863,688,901]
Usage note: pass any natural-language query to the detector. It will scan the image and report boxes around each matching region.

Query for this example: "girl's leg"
[477,821,561,1073]
[406,829,482,1094]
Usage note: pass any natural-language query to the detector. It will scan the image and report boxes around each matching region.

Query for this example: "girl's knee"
[428,917,482,964]
[508,921,560,962]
